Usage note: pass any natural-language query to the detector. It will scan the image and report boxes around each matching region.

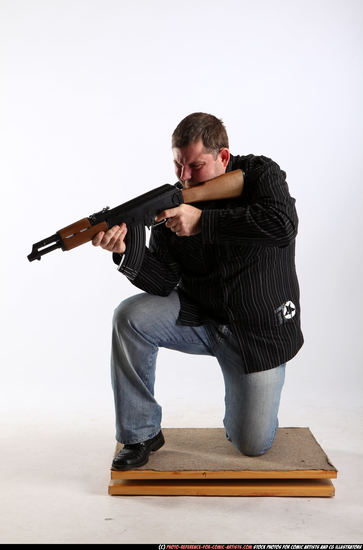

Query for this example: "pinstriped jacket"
[114,154,304,373]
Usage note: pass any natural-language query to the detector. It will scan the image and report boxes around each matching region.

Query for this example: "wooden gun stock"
[182,169,244,204]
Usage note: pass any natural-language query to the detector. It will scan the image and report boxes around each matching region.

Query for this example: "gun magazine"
[118,223,146,281]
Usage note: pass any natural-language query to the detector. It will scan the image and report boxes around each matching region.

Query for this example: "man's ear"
[218,148,230,168]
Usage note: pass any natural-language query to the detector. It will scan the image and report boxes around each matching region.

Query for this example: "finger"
[115,225,127,253]
[165,218,174,228]
[117,224,127,243]
[106,228,123,248]
[155,207,179,222]
[107,224,128,252]
[166,218,183,231]
[100,225,122,247]
[92,231,105,246]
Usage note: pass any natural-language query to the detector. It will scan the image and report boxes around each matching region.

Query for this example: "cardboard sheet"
[115,427,337,472]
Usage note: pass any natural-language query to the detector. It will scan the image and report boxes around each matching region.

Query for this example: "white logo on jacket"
[275,301,296,324]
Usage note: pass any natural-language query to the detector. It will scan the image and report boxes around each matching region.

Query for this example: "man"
[92,112,304,471]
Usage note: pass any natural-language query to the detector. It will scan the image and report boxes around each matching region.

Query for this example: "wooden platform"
[108,428,337,497]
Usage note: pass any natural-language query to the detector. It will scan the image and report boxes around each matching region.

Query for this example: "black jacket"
[114,154,304,373]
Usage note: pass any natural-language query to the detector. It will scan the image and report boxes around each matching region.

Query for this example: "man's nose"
[180,166,191,182]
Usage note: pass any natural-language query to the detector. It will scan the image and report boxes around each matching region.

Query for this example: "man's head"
[172,112,230,188]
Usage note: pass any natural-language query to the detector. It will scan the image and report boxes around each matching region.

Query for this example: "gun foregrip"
[59,218,108,251]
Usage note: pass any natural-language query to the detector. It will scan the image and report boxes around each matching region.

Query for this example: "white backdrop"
[1,0,362,434]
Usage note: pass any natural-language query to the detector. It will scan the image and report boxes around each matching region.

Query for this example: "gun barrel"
[27,234,63,261]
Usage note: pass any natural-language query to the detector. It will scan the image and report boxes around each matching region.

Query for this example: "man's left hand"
[155,204,202,237]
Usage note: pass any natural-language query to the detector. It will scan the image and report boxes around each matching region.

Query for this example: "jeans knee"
[113,295,147,331]
[227,431,275,457]
[235,441,272,457]
[113,302,128,334]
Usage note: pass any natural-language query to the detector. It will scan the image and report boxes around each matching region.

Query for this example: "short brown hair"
[172,112,229,154]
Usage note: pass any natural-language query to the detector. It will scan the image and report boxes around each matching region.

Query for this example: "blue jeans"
[111,290,285,456]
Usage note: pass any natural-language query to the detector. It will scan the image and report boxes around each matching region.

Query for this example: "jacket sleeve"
[113,225,181,296]
[201,160,298,247]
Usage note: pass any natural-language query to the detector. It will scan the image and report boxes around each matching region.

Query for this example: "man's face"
[172,139,230,188]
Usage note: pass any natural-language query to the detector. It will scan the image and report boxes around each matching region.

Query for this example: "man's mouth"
[183,180,200,188]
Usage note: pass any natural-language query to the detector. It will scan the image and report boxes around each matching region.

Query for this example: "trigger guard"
[152,218,168,228]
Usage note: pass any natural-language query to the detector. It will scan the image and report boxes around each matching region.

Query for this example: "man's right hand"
[92,223,127,254]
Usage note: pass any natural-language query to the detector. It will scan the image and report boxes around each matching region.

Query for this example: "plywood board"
[111,468,336,480]
[109,478,335,497]
[109,428,337,497]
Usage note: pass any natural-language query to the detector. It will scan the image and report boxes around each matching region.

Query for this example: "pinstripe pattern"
[114,154,303,373]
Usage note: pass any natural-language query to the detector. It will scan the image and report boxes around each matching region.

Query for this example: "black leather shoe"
[112,431,165,471]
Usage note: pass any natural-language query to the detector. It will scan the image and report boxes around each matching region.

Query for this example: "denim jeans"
[111,290,285,456]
